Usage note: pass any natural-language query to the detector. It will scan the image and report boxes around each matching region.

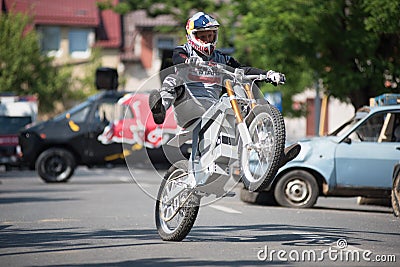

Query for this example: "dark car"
[0,115,32,170]
[19,91,127,181]
[19,67,190,183]
[18,90,185,183]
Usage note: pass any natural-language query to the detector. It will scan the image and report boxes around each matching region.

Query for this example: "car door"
[63,102,91,158]
[335,110,400,188]
[86,100,125,165]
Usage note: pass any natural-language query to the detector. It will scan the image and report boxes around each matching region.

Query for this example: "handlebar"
[184,57,285,85]
[194,61,269,82]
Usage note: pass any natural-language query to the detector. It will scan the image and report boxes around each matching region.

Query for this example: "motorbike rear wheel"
[239,104,285,192]
[155,160,200,241]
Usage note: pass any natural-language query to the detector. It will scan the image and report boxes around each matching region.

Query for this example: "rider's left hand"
[267,70,285,86]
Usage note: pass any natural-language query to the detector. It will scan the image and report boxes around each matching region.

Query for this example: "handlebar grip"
[244,74,268,81]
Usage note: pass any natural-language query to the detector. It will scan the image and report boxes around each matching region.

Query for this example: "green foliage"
[0,12,99,114]
[49,49,104,112]
[108,0,399,114]
[363,0,400,33]
[0,12,66,113]
[0,13,45,96]
[233,0,400,112]
[73,48,103,96]
[233,0,316,116]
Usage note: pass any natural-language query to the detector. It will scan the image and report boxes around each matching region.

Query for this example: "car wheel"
[240,187,277,206]
[392,169,400,217]
[36,148,76,183]
[274,170,319,208]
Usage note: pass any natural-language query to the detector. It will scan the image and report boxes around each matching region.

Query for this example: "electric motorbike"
[155,61,286,241]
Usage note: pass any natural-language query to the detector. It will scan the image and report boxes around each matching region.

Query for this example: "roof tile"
[4,0,121,48]
[5,0,99,26]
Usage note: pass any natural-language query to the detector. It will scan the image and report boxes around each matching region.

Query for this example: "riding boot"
[279,143,301,168]
[149,90,166,124]
[149,84,186,125]
[175,84,186,101]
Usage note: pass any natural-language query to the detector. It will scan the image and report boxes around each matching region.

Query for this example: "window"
[350,111,400,142]
[95,103,117,124]
[0,116,32,135]
[156,37,174,58]
[69,29,91,58]
[114,104,133,120]
[38,26,61,57]
[69,105,90,123]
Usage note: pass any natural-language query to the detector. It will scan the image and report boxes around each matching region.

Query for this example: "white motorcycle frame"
[167,84,253,198]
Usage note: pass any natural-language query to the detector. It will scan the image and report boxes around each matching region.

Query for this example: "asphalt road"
[0,166,399,267]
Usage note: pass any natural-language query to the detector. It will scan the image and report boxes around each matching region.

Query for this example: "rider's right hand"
[185,56,203,66]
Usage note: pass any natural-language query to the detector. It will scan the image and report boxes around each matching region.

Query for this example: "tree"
[102,0,316,116]
[232,0,400,112]
[103,0,399,114]
[0,12,86,114]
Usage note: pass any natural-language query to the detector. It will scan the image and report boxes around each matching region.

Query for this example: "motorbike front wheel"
[239,104,285,192]
[155,160,200,241]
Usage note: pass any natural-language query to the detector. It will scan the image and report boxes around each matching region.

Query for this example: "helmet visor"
[194,30,218,44]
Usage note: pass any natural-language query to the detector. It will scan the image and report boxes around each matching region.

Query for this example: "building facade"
[1,0,179,92]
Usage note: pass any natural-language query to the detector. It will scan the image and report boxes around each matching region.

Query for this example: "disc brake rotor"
[160,173,193,222]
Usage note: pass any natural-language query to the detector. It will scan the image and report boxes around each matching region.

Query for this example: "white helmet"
[186,12,219,56]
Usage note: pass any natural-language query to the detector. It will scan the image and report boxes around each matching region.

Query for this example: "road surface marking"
[209,204,242,214]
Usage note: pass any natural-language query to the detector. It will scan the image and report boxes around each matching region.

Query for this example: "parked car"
[392,163,400,217]
[241,100,400,208]
[18,90,185,183]
[0,94,38,170]
[0,116,32,170]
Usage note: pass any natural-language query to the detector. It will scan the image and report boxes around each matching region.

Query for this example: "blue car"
[241,104,400,208]
[392,163,400,217]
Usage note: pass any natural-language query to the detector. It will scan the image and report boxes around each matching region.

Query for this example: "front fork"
[225,80,253,146]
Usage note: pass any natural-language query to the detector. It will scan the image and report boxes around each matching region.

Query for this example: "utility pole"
[314,77,321,136]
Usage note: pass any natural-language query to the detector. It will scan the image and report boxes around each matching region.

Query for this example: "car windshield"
[328,110,369,137]
[53,101,92,122]
[0,116,32,134]
[114,104,131,121]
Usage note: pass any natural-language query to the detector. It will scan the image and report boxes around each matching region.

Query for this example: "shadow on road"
[1,223,399,256]
[312,205,392,214]
[0,227,161,256]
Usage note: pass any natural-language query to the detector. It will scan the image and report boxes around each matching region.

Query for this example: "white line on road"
[118,176,133,182]
[209,204,242,214]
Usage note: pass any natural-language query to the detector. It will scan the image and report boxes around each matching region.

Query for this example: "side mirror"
[95,67,118,90]
[343,137,352,144]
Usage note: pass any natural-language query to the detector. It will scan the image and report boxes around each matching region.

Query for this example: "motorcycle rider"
[149,11,300,166]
